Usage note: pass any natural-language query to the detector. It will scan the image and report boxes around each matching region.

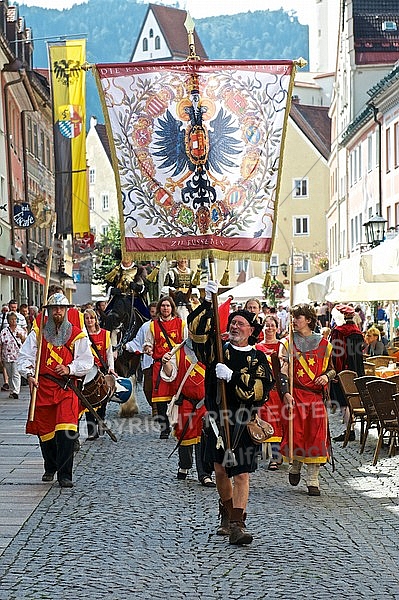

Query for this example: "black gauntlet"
[279,373,289,396]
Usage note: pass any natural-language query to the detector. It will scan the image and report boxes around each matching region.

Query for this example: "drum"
[82,366,110,408]
[112,377,133,403]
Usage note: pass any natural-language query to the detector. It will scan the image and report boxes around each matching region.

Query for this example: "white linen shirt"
[17,329,94,379]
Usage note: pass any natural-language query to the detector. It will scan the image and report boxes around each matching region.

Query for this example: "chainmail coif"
[44,311,72,346]
[293,331,323,353]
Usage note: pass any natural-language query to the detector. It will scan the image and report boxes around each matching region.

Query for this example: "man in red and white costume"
[279,304,336,497]
[17,293,93,488]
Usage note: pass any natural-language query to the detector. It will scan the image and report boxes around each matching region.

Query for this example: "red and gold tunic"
[256,341,283,442]
[151,317,185,403]
[171,348,207,446]
[88,328,110,371]
[26,325,86,440]
[280,336,331,464]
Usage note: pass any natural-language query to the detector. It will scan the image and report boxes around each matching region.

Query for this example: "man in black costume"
[188,281,273,545]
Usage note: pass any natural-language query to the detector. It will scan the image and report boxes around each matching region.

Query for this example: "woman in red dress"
[256,315,283,470]
[83,309,116,440]
[143,296,187,439]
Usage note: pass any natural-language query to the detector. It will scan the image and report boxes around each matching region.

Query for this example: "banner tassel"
[191,264,202,287]
[220,261,230,287]
[146,264,159,283]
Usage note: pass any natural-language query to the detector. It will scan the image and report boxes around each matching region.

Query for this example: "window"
[143,37,148,51]
[395,203,399,227]
[293,178,308,198]
[33,123,38,157]
[101,224,109,235]
[90,225,97,235]
[386,127,391,172]
[40,132,45,164]
[89,168,95,184]
[0,176,5,205]
[149,28,153,38]
[394,123,399,168]
[27,117,32,153]
[89,196,95,211]
[367,135,373,171]
[293,216,309,236]
[358,145,362,179]
[101,193,109,210]
[46,138,51,170]
[237,259,249,273]
[155,35,160,50]
[293,254,310,274]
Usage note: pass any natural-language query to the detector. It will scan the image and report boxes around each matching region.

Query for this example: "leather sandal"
[268,461,279,471]
[200,476,216,488]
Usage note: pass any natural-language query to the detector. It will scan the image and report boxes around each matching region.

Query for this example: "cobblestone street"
[1,384,399,600]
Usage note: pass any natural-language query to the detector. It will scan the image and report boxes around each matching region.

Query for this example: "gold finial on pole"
[294,57,308,69]
[184,12,199,61]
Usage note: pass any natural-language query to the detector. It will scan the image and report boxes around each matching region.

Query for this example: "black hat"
[227,309,262,344]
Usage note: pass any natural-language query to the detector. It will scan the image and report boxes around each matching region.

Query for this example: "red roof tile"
[290,103,331,160]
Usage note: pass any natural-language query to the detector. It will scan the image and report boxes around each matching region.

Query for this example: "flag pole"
[288,246,294,464]
[183,15,236,466]
[209,253,237,467]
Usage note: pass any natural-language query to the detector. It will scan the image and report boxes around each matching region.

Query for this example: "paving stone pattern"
[0,386,399,599]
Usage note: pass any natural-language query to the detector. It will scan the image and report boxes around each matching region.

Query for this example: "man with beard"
[188,281,274,545]
[17,293,93,488]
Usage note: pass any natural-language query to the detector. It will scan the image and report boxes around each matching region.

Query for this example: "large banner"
[95,60,295,261]
[49,39,89,237]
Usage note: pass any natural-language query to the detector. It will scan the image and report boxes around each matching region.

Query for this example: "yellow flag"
[49,39,89,236]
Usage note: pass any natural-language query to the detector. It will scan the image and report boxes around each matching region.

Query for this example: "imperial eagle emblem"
[53,59,82,86]
[153,82,243,211]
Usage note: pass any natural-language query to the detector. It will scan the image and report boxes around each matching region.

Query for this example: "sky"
[19,0,312,25]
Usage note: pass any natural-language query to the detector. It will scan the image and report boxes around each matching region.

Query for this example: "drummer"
[83,309,117,440]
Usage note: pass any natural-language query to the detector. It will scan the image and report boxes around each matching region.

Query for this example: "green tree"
[92,218,121,285]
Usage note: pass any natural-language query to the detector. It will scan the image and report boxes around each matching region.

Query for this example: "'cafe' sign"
[13,203,35,228]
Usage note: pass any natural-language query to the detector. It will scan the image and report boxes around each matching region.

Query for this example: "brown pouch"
[247,413,274,444]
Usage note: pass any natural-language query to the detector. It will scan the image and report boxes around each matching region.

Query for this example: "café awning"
[0,257,45,285]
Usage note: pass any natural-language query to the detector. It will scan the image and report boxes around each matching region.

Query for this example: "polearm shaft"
[28,245,53,422]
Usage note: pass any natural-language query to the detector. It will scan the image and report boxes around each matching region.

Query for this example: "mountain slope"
[20,0,308,122]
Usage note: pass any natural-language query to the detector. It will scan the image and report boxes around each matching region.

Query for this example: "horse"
[166,288,193,321]
[104,291,149,417]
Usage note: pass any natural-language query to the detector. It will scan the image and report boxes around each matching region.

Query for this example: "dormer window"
[143,37,148,51]
[382,21,397,32]
[149,28,154,38]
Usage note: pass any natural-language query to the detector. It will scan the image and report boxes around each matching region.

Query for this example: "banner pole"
[288,246,294,464]
[208,253,237,467]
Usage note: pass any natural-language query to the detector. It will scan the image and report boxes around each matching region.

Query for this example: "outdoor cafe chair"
[363,361,376,376]
[366,379,399,466]
[366,356,392,369]
[354,376,380,454]
[337,370,366,448]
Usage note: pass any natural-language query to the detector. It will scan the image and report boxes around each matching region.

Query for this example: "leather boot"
[229,508,253,545]
[216,498,232,536]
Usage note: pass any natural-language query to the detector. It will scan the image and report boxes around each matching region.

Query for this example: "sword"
[209,414,225,450]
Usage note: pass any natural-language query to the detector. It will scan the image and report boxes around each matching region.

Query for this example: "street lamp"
[270,264,279,278]
[363,214,387,247]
